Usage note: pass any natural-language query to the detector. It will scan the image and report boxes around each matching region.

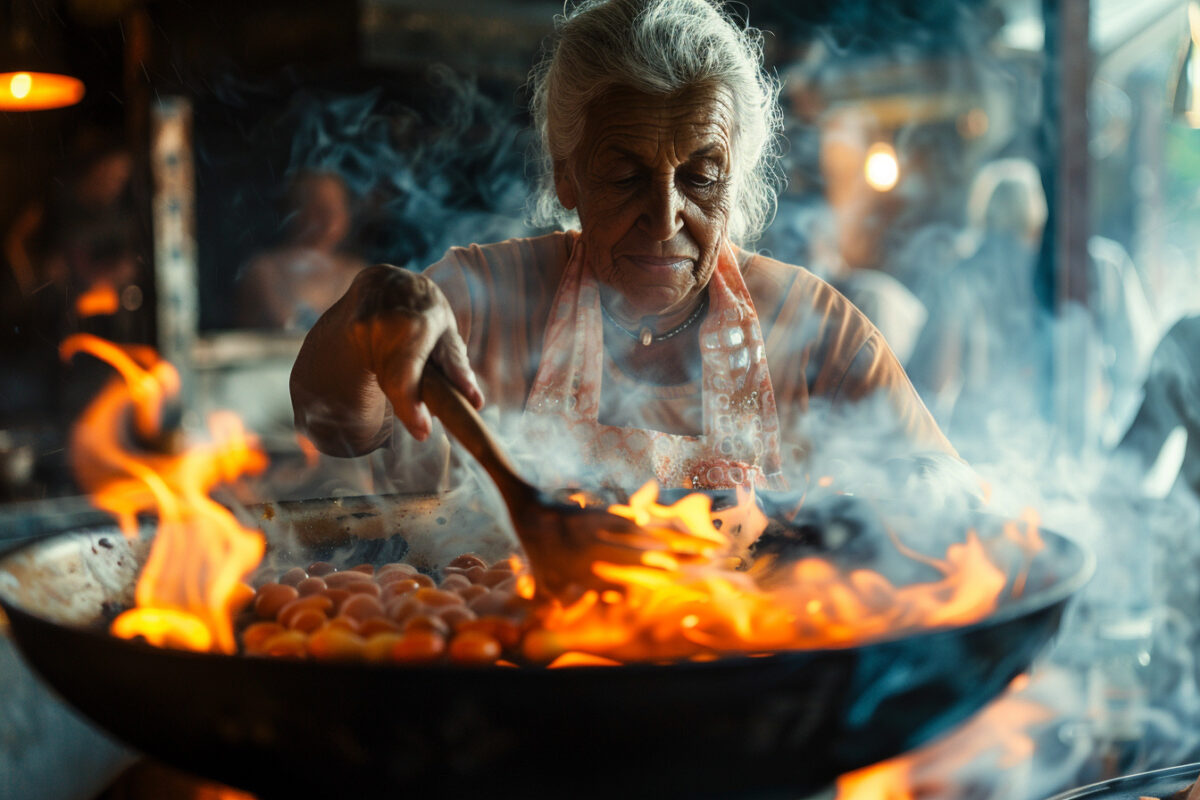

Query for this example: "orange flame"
[208,788,256,800]
[837,760,915,800]
[522,482,1043,664]
[295,433,321,468]
[836,674,1053,800]
[75,282,121,317]
[709,483,770,561]
[546,651,622,668]
[66,329,1045,669]
[63,334,267,653]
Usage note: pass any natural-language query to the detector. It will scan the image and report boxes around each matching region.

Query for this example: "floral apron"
[522,236,786,491]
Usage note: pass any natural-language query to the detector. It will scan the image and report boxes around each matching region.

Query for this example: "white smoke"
[218,7,1200,795]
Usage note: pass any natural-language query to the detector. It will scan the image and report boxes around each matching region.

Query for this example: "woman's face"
[557,84,736,326]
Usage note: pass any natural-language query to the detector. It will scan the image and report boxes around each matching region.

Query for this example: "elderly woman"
[291,0,955,497]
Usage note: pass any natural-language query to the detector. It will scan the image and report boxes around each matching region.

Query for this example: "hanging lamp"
[0,0,85,111]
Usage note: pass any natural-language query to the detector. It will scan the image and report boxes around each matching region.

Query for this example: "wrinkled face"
[556,84,736,325]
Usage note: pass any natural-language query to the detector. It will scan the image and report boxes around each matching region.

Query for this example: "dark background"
[0,0,1009,331]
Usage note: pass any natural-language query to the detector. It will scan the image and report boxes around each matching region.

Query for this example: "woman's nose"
[639,179,684,241]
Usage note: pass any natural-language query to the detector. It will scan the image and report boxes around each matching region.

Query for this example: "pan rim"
[1043,762,1200,800]
[0,510,1094,674]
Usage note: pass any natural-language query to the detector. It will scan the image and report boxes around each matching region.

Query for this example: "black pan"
[0,496,1091,800]
[1046,764,1200,799]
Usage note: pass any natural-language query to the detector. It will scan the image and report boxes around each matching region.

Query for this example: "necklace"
[600,293,710,347]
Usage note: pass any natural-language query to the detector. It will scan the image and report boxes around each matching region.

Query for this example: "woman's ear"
[554,160,577,210]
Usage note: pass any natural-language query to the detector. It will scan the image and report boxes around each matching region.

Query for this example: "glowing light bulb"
[0,71,84,110]
[10,73,32,99]
[864,142,899,192]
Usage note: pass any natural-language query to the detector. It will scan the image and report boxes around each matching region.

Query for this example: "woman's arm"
[835,332,959,458]
[290,264,484,457]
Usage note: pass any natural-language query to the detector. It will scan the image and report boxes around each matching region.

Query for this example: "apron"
[523,235,786,491]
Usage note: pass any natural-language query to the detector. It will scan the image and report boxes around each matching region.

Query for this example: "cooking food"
[0,513,1092,799]
[238,553,535,666]
[225,488,1052,668]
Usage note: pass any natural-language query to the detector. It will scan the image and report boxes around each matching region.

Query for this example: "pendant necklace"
[600,293,709,347]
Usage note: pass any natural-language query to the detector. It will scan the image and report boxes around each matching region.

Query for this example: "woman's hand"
[291,264,483,455]
[347,265,484,441]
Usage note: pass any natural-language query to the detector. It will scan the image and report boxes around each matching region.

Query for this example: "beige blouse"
[421,231,955,471]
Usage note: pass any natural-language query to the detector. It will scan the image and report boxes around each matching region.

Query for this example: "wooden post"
[1040,0,1094,454]
[149,97,198,401]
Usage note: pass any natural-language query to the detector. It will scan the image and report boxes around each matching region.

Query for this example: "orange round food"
[242,554,535,666]
[242,621,284,652]
[340,593,386,622]
[277,594,333,627]
[308,626,366,660]
[385,596,420,624]
[287,608,327,634]
[279,567,308,586]
[296,576,327,596]
[437,605,477,629]
[458,584,488,603]
[449,630,502,665]
[448,554,488,570]
[324,571,376,589]
[358,617,404,637]
[415,587,464,608]
[439,573,471,592]
[403,613,450,637]
[261,630,309,658]
[364,632,406,662]
[254,583,299,620]
[390,630,446,663]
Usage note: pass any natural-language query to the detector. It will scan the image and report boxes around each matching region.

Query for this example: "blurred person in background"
[0,136,141,433]
[904,156,1158,451]
[810,107,929,364]
[905,157,1047,437]
[1085,235,1158,446]
[235,170,367,332]
[1115,313,1200,500]
[0,133,146,503]
[4,140,137,300]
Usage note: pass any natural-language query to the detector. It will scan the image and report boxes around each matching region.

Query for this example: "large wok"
[0,492,1091,800]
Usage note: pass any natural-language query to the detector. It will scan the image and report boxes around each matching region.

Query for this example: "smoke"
[271,66,535,269]
[801,243,1200,796]
[195,5,1200,795]
[839,429,1200,798]
[194,65,537,331]
[745,1,1200,794]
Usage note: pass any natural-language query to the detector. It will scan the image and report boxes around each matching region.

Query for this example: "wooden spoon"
[419,366,710,595]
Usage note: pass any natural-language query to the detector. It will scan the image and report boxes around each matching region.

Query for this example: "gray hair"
[527,0,785,245]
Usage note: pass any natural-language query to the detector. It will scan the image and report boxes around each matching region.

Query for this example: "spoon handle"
[419,365,536,513]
